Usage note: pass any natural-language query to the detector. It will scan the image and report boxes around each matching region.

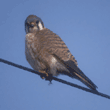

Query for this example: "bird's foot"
[39,70,52,83]
[45,74,53,83]
[39,70,49,79]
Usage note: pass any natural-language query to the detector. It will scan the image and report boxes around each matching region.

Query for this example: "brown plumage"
[25,15,97,90]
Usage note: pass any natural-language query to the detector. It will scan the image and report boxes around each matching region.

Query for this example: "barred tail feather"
[65,60,97,90]
[73,72,97,90]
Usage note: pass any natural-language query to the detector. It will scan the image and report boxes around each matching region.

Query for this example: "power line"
[0,58,110,99]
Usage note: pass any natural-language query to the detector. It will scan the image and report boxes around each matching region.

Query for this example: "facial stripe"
[38,22,43,30]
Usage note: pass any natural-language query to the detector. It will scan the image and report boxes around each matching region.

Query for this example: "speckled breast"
[25,33,41,71]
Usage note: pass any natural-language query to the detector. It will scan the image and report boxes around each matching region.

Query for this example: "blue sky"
[0,0,110,110]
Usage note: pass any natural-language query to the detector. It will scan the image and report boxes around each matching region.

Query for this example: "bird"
[25,15,97,90]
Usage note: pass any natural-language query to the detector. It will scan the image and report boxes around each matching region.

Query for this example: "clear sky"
[0,0,110,110]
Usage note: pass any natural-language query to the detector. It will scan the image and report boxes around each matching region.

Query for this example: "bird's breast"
[25,33,40,70]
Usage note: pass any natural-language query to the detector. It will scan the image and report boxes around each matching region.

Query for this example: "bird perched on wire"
[25,15,97,90]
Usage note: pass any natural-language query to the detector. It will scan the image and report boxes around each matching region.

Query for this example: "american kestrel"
[25,15,97,90]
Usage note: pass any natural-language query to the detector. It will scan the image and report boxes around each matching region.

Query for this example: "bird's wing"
[35,28,78,66]
[35,28,97,90]
[64,60,97,90]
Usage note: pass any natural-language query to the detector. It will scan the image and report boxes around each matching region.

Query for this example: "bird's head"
[25,15,44,34]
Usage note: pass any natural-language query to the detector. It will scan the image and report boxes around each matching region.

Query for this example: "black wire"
[0,58,110,99]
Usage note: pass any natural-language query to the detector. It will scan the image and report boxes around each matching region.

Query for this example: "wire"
[0,58,110,99]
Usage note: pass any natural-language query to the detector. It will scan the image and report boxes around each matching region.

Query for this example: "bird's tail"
[72,71,97,90]
[64,60,97,90]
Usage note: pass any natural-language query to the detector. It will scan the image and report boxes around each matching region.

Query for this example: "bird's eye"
[26,23,29,26]
[36,21,39,24]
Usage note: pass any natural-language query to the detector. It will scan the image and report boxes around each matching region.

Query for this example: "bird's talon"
[41,77,45,79]
[40,74,45,79]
